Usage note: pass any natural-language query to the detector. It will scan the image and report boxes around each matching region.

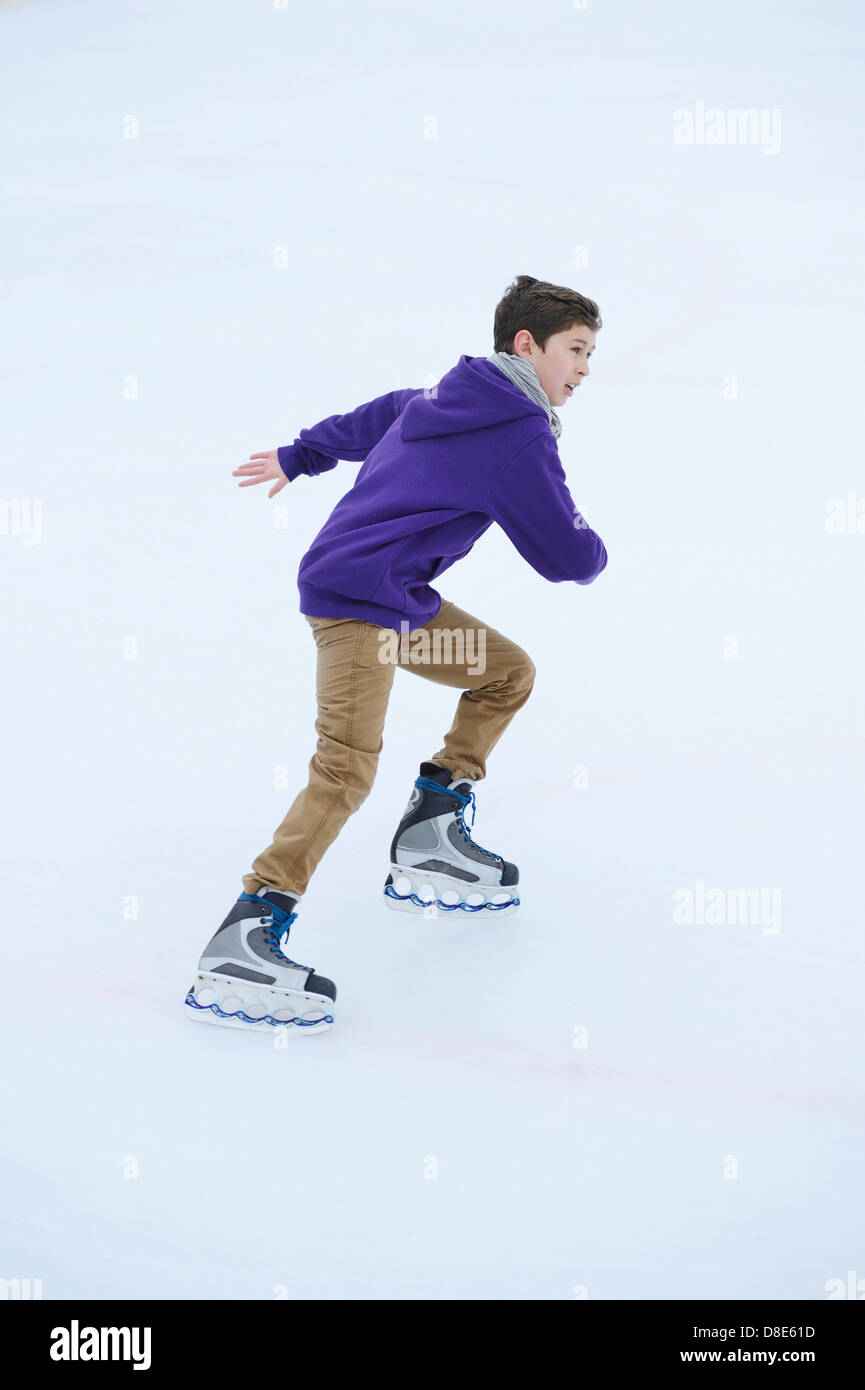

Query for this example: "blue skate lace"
[238,891,310,969]
[413,775,498,862]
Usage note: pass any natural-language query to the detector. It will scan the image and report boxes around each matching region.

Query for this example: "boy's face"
[510,323,596,407]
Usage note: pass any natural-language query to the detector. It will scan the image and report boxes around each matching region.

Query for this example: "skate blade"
[183,973,335,1035]
[383,867,520,918]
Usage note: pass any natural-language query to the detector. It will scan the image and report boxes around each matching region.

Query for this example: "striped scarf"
[486,351,562,439]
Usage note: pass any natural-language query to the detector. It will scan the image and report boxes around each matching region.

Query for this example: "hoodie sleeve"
[277,386,426,482]
[484,431,608,585]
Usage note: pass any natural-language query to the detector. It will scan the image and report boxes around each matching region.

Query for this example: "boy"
[184,275,607,1035]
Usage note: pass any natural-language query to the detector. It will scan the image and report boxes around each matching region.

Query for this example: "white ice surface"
[1,0,864,1300]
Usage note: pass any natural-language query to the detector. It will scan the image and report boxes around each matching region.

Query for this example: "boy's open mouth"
[565,382,577,395]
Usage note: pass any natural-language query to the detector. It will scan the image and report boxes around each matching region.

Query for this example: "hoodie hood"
[398,354,549,441]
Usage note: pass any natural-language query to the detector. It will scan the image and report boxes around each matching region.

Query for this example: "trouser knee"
[513,650,536,695]
[313,742,379,806]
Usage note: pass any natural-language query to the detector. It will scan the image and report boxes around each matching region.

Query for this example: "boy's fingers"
[234,451,277,485]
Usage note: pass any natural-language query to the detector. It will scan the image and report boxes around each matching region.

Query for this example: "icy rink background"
[2,0,864,1300]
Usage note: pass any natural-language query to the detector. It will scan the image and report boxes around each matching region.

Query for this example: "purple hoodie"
[277,354,607,632]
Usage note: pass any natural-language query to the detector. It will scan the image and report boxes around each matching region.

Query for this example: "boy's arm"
[277,386,425,482]
[483,431,608,585]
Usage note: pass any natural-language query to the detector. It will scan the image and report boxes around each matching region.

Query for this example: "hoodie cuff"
[277,444,304,482]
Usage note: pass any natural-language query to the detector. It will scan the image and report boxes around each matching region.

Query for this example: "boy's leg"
[394,599,536,781]
[242,617,396,897]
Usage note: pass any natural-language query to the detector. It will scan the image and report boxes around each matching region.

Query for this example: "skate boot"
[184,887,336,1034]
[383,761,520,917]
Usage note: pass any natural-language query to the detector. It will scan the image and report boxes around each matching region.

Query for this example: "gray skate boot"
[184,887,336,1034]
[383,761,520,917]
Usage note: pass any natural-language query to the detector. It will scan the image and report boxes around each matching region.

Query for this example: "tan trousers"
[241,598,536,898]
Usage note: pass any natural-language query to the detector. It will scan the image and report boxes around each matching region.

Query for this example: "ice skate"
[184,888,336,1034]
[383,761,520,917]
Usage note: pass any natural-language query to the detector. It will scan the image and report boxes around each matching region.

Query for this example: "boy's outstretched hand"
[233,451,287,499]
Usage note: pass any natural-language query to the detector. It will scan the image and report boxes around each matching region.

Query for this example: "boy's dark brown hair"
[492,275,602,353]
